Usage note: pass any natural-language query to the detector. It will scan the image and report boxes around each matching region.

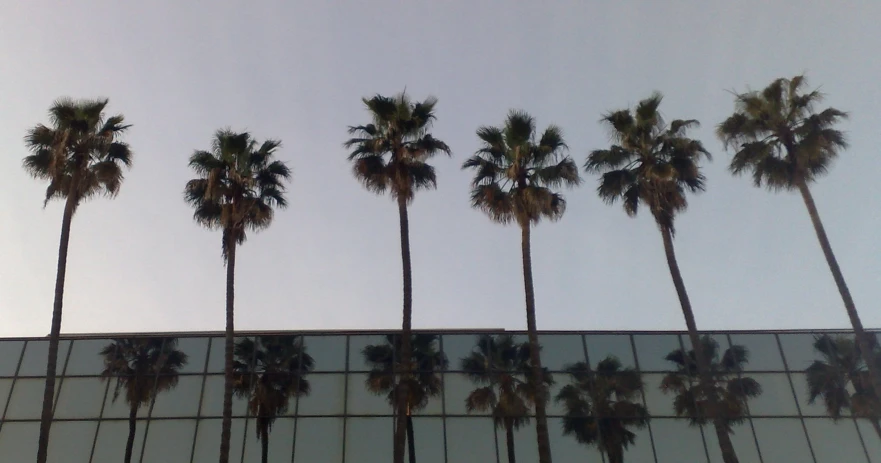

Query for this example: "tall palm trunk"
[520,223,553,463]
[607,445,624,463]
[260,425,269,463]
[407,413,416,463]
[394,196,413,463]
[124,401,139,463]
[36,176,79,463]
[660,226,739,463]
[796,179,881,400]
[218,238,237,463]
[504,419,516,463]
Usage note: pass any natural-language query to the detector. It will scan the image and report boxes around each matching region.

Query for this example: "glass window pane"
[55,377,106,418]
[192,418,246,463]
[0,421,39,461]
[174,337,210,374]
[443,334,484,372]
[346,417,393,463]
[651,418,707,462]
[856,420,881,463]
[744,373,799,416]
[0,379,12,416]
[499,421,539,463]
[303,335,347,372]
[752,418,812,462]
[643,373,679,417]
[405,418,445,463]
[47,420,97,463]
[201,374,250,417]
[788,372,833,417]
[297,373,345,415]
[5,378,59,419]
[91,419,147,463]
[445,417,497,463]
[348,335,388,372]
[585,335,634,369]
[538,334,585,371]
[443,373,488,416]
[150,375,203,417]
[347,373,393,415]
[550,417,605,461]
[779,333,824,372]
[294,417,343,463]
[101,381,150,419]
[207,336,250,373]
[804,418,868,463]
[0,341,24,376]
[242,417,294,463]
[633,334,682,372]
[728,334,785,371]
[548,379,567,417]
[704,422,762,463]
[65,339,113,376]
[142,419,197,463]
[19,340,71,376]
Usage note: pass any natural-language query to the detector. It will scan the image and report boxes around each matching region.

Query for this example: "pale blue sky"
[1,1,879,336]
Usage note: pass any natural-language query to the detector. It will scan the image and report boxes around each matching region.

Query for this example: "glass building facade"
[0,329,879,462]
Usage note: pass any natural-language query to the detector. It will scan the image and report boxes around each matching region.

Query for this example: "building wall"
[0,331,878,462]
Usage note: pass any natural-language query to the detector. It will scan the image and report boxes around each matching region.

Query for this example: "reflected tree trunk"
[260,425,269,463]
[606,446,624,463]
[124,401,138,463]
[871,419,881,442]
[407,413,416,463]
[505,419,516,463]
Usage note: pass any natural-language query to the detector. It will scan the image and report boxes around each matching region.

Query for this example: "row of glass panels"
[0,417,878,463]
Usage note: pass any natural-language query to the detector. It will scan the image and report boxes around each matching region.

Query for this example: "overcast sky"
[1,1,879,337]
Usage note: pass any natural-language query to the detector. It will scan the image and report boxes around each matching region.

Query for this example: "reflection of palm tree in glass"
[100,337,188,463]
[806,334,881,440]
[661,337,761,434]
[363,334,448,463]
[556,357,648,463]
[232,336,314,463]
[461,335,552,463]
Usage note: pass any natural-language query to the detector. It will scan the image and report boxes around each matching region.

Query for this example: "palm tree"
[806,334,881,440]
[583,94,740,461]
[100,337,188,463]
[233,336,314,463]
[463,110,580,463]
[717,76,881,400]
[363,333,448,463]
[661,337,761,438]
[555,356,649,463]
[22,98,133,463]
[344,92,451,463]
[184,130,291,463]
[460,334,553,463]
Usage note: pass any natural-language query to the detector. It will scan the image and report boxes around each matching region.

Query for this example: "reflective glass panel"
[445,417,498,463]
[294,417,344,463]
[743,373,799,416]
[54,377,106,418]
[752,418,813,462]
[704,422,762,463]
[5,378,58,419]
[499,421,539,463]
[0,341,24,376]
[788,372,833,417]
[348,335,388,372]
[633,334,682,372]
[538,334,585,371]
[64,339,113,376]
[405,418,445,463]
[303,335,347,372]
[413,386,443,416]
[442,334,484,372]
[346,373,393,415]
[779,333,824,372]
[173,336,210,374]
[47,420,97,463]
[19,340,71,376]
[0,422,39,461]
[201,374,250,417]
[443,373,488,416]
[207,336,250,373]
[804,418,868,463]
[585,335,635,368]
[0,379,12,416]
[297,373,345,415]
[142,419,196,463]
[192,418,246,463]
[642,373,680,417]
[651,418,707,462]
[241,417,294,463]
[149,375,203,417]
[91,419,147,463]
[622,423,656,462]
[549,417,605,462]
[547,379,567,416]
[856,420,881,463]
[345,417,393,463]
[728,334,785,371]
[101,381,149,419]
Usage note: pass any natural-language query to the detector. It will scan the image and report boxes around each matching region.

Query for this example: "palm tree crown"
[584,92,710,233]
[23,98,132,208]
[661,337,761,431]
[100,337,188,408]
[555,356,649,463]
[344,93,451,203]
[806,334,881,420]
[716,75,847,190]
[363,333,449,411]
[184,129,291,257]
[463,110,580,226]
